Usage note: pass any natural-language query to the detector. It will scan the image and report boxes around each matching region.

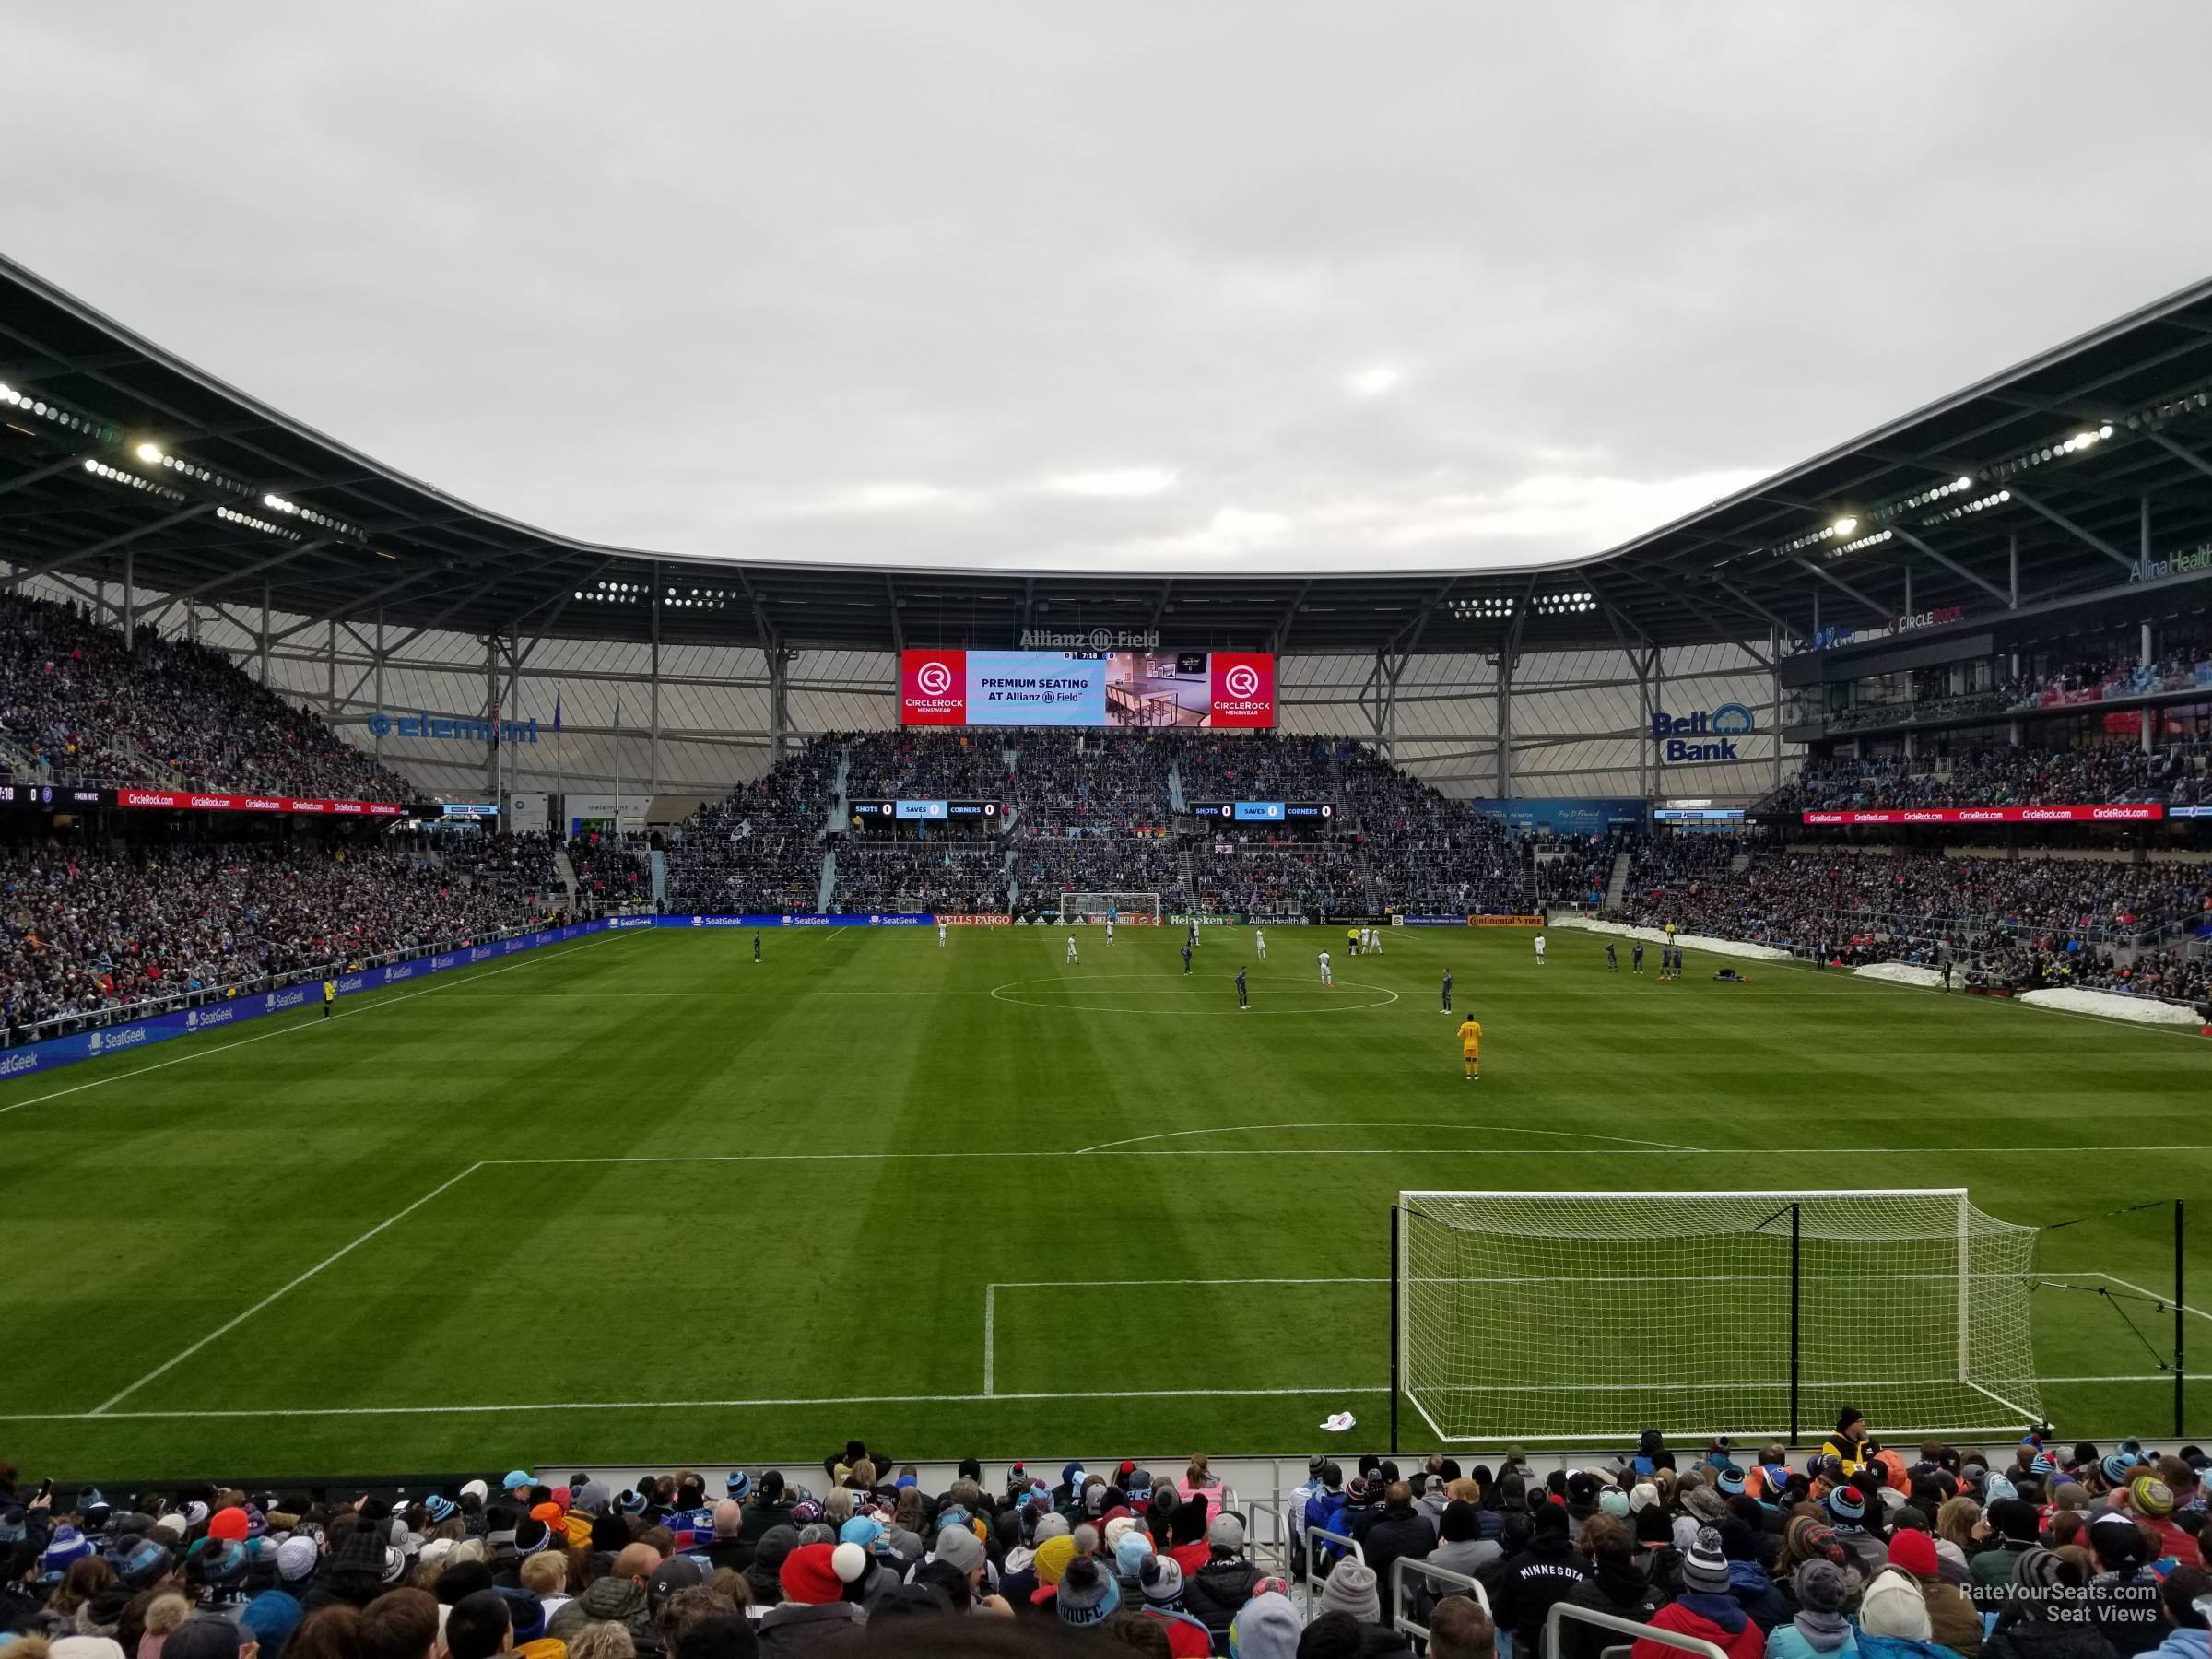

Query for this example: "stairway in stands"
[552,847,579,914]
[1605,850,1632,912]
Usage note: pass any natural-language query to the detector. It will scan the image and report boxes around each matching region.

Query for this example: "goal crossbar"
[1394,1187,2040,1447]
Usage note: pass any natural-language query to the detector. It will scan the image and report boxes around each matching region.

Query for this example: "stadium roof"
[6,250,2212,658]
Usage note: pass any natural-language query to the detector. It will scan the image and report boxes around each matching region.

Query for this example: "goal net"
[1397,1189,2041,1443]
[1060,892,1160,924]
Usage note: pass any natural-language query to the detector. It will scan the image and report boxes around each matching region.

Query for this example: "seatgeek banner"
[0,922,608,1084]
[1801,805,2166,825]
[900,649,1275,728]
[647,913,935,927]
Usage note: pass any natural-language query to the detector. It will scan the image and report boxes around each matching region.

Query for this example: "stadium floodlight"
[1393,1188,2041,1444]
[135,442,164,464]
[1832,515,1857,535]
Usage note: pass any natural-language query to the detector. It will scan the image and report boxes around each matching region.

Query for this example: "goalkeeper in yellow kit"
[1457,1015,1482,1082]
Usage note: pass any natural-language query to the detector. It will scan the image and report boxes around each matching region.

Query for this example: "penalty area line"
[89,1163,490,1416]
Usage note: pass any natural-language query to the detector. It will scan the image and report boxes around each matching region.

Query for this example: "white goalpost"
[1394,1188,2042,1444]
[1060,891,1160,924]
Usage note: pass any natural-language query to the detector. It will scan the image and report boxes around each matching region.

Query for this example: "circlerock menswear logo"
[915,660,955,697]
[1224,664,1261,699]
[1712,702,1755,735]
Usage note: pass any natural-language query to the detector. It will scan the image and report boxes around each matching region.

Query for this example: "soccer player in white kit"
[1106,917,1114,946]
[1318,948,1333,987]
[1254,926,1266,959]
[1066,933,1079,964]
[1534,932,1547,966]
[937,920,947,947]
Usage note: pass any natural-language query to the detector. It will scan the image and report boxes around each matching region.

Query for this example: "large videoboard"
[899,649,1275,728]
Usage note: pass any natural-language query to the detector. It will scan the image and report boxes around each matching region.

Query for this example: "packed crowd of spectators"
[1187,843,1367,917]
[843,733,1011,803]
[1168,735,1338,807]
[1338,747,1529,916]
[2,1425,2206,1659]
[1531,832,1629,912]
[833,845,1006,914]
[665,750,835,916]
[1769,747,2205,814]
[0,594,410,802]
[0,840,542,1038]
[1006,736,1174,834]
[1013,836,1193,913]
[1619,841,2212,998]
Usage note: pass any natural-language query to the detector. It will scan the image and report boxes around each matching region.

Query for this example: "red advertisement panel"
[1209,652,1277,728]
[900,649,968,725]
[116,790,406,818]
[1800,804,2164,826]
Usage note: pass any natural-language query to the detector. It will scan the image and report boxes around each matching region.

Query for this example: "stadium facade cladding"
[4,249,2212,803]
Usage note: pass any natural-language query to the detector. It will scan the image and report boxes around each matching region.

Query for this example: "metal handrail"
[1391,1555,1490,1641]
[1546,1602,1725,1659]
[1301,1524,1365,1623]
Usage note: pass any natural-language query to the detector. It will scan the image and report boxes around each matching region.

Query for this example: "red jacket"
[1632,1598,1767,1659]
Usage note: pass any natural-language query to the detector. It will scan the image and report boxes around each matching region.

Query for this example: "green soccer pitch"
[2,921,2208,1482]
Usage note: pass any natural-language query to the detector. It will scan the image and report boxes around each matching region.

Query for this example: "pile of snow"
[1854,962,1944,988]
[2018,987,2204,1028]
[1550,915,1794,963]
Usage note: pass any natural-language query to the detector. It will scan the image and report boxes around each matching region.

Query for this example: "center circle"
[988,972,1399,1015]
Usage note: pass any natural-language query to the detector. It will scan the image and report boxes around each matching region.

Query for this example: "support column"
[1383,656,1401,765]
[507,628,524,800]
[123,548,135,649]
[485,635,500,796]
[326,620,337,717]
[769,646,791,761]
[1903,563,1912,621]
[1636,649,1652,801]
[373,611,386,762]
[1495,653,1513,797]
[2142,495,2152,575]
[2143,620,2156,754]
[259,583,271,685]
[1769,626,1783,794]
[650,566,663,794]
[2008,534,2019,607]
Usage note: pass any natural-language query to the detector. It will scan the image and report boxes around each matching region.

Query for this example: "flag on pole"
[553,691,562,733]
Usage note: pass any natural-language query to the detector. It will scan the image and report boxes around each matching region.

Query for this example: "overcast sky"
[9,4,2212,577]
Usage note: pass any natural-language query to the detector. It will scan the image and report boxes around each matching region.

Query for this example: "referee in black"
[1441,967,1453,1013]
[1236,965,1249,1010]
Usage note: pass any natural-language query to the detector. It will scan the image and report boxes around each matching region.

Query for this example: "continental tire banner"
[1466,914,1547,926]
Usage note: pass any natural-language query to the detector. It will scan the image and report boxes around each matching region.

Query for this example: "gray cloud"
[7,2,2211,575]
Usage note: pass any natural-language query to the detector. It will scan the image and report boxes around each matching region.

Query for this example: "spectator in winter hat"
[1859,1563,1935,1643]
[2087,1514,2166,1659]
[1432,1500,1501,1582]
[1053,1558,1118,1629]
[1559,1515,1667,1659]
[1180,1513,1260,1641]
[1983,1547,2089,1659]
[1888,1529,1980,1655]
[1631,1528,1761,1659]
[1767,1560,1855,1659]
[741,1526,796,1609]
[1713,1518,1788,1632]
[1227,1589,1301,1659]
[1824,1409,1875,1479]
[755,1544,863,1651]
[1972,1500,2045,1605]
[1358,1482,1439,1603]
